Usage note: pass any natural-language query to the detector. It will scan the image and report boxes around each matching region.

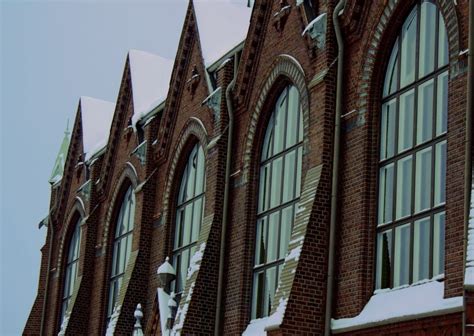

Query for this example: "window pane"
[252,271,265,319]
[286,86,300,148]
[270,157,283,209]
[413,216,430,282]
[380,99,396,159]
[262,116,274,161]
[195,146,205,195]
[433,212,445,275]
[282,150,296,203]
[438,14,449,67]
[255,217,267,266]
[295,147,302,198]
[192,197,203,242]
[376,230,392,289]
[265,267,278,317]
[186,149,197,200]
[279,206,294,259]
[258,164,271,213]
[400,9,418,88]
[267,212,280,263]
[434,141,447,206]
[273,91,287,155]
[394,224,411,287]
[181,203,193,247]
[396,155,413,219]
[418,1,437,78]
[417,79,434,145]
[383,39,399,98]
[398,89,415,153]
[436,71,448,135]
[378,163,394,225]
[415,147,432,213]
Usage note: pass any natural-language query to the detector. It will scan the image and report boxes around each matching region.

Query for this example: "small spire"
[49,120,71,185]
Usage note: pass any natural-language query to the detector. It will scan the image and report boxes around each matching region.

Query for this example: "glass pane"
[181,203,193,247]
[262,116,274,161]
[267,212,280,263]
[417,79,434,145]
[400,8,418,88]
[255,216,267,266]
[283,150,296,203]
[172,253,181,293]
[396,155,413,219]
[418,1,437,78]
[273,91,287,155]
[398,89,415,153]
[295,147,303,198]
[192,197,203,242]
[438,14,449,67]
[376,230,392,289]
[258,164,271,213]
[298,106,303,143]
[378,163,394,225]
[252,271,265,319]
[118,237,127,274]
[383,39,399,98]
[186,148,197,200]
[394,223,411,287]
[195,145,205,195]
[413,216,430,282]
[434,141,447,206]
[174,209,183,249]
[178,165,188,204]
[415,147,432,213]
[279,206,293,258]
[380,99,396,159]
[270,157,283,209]
[286,86,300,148]
[436,71,448,135]
[433,212,445,275]
[265,267,277,316]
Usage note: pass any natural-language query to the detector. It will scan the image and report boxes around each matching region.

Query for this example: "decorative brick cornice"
[355,0,460,130]
[241,54,310,184]
[161,117,208,227]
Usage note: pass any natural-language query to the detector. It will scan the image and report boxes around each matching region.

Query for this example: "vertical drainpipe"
[463,1,473,335]
[214,53,238,336]
[325,1,346,335]
[40,213,55,336]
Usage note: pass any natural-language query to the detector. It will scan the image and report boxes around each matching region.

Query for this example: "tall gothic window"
[172,143,205,294]
[251,85,303,319]
[376,0,449,289]
[107,185,135,322]
[59,216,82,326]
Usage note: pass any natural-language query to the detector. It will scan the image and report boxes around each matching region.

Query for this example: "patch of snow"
[193,0,252,67]
[187,242,206,280]
[128,50,174,126]
[80,96,115,161]
[465,168,474,287]
[242,298,288,335]
[285,245,302,262]
[331,280,463,333]
[460,48,469,56]
[302,12,326,36]
[105,305,121,336]
[171,282,195,335]
[58,311,70,336]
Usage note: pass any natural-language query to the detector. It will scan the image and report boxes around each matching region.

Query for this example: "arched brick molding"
[356,0,461,126]
[161,117,209,226]
[56,198,86,272]
[101,163,139,249]
[242,54,310,183]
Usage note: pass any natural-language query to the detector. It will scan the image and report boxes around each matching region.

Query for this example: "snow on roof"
[80,96,115,161]
[331,279,463,333]
[128,50,174,126]
[193,0,252,67]
[465,168,474,287]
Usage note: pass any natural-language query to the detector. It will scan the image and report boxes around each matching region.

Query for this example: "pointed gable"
[193,0,252,67]
[80,96,115,161]
[49,127,71,184]
[128,50,174,125]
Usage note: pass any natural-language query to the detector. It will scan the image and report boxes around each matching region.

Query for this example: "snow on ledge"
[464,168,474,288]
[331,280,463,334]
[242,298,288,336]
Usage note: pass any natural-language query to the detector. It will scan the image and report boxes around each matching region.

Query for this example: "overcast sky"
[0,1,190,334]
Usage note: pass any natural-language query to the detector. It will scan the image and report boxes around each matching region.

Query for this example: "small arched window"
[106,185,135,323]
[59,216,82,326]
[172,143,205,294]
[376,0,448,289]
[251,85,303,319]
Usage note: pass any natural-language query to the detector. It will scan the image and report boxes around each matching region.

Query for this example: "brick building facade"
[25,0,473,335]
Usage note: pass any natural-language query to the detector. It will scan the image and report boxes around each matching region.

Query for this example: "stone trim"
[161,117,209,226]
[242,54,310,184]
[101,164,138,249]
[356,0,460,128]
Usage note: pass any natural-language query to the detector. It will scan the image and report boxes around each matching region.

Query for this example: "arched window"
[59,216,82,325]
[376,0,448,289]
[251,85,303,319]
[106,185,135,323]
[172,143,205,294]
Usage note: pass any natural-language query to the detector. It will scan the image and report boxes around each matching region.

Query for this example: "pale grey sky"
[1,1,188,334]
